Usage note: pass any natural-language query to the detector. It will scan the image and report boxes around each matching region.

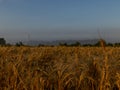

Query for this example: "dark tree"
[59,42,68,46]
[114,43,120,47]
[83,44,93,47]
[107,43,113,47]
[70,41,81,46]
[16,41,24,47]
[0,38,6,45]
[38,44,45,47]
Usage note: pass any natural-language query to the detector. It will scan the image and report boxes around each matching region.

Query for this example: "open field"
[0,46,120,90]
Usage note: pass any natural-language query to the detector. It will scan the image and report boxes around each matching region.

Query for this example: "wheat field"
[0,46,120,90]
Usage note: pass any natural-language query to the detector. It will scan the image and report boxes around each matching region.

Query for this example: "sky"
[0,0,120,42]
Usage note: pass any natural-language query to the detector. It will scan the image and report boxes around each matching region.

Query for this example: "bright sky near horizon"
[0,0,120,42]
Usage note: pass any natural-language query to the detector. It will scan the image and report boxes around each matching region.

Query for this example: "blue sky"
[0,0,120,42]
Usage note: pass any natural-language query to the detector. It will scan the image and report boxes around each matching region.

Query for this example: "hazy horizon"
[0,0,120,43]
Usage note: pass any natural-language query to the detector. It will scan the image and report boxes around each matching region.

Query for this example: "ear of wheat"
[100,39,106,51]
[97,29,106,51]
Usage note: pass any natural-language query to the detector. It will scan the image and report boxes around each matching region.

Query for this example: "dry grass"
[0,46,120,90]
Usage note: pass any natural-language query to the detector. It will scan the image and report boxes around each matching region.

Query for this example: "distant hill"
[23,39,100,46]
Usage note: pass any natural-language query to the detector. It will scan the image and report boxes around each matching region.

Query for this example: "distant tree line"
[13,40,120,47]
[58,40,120,47]
[0,38,120,47]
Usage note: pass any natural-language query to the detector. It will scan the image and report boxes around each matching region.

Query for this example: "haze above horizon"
[0,0,120,42]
